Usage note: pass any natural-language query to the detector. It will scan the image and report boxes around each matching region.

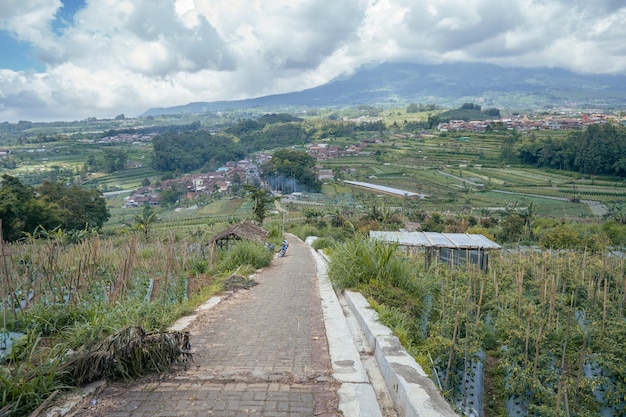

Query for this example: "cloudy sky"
[1,0,625,122]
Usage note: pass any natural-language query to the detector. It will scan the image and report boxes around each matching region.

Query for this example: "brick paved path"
[72,236,340,416]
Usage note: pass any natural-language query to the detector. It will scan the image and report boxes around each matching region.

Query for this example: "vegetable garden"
[328,236,626,417]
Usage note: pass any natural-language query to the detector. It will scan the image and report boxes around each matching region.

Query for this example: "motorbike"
[278,241,288,257]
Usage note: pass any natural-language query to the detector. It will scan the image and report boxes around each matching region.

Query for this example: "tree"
[427,114,441,129]
[261,149,321,193]
[461,103,481,111]
[159,185,185,207]
[500,132,519,162]
[499,214,525,242]
[38,181,110,230]
[540,225,580,249]
[422,212,446,232]
[102,149,128,173]
[244,185,275,224]
[484,108,501,117]
[134,206,157,241]
[406,103,419,113]
[152,131,244,173]
[0,175,63,241]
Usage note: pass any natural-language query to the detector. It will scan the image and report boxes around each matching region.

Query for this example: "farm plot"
[475,190,593,217]
[197,198,248,216]
[88,166,159,190]
[467,167,562,187]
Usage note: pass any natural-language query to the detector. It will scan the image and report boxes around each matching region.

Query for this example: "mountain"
[141,62,626,116]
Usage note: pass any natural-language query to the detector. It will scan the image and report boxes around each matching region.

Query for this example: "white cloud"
[1,0,626,122]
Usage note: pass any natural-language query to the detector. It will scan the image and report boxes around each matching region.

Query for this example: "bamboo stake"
[443,311,460,391]
[548,273,556,330]
[564,381,571,417]
[556,296,574,417]
[556,377,562,417]
[602,275,608,334]
[441,273,446,321]
[517,267,523,319]
[532,324,543,381]
[493,267,498,301]
[473,278,484,335]
[524,307,533,365]
[574,332,587,409]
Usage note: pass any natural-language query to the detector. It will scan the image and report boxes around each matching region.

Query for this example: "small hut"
[208,221,269,249]
[370,231,501,272]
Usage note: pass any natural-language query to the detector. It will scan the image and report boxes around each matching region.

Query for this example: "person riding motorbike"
[279,239,289,257]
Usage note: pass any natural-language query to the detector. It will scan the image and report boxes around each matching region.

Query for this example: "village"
[436,111,617,132]
[120,110,621,208]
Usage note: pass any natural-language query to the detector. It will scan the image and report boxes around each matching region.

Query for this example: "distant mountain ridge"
[142,62,626,116]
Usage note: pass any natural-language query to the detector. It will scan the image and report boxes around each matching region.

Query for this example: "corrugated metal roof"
[370,231,501,250]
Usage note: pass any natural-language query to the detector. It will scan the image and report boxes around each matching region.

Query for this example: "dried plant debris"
[222,275,258,291]
[61,326,192,385]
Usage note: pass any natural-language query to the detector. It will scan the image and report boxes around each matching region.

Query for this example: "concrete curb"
[168,295,224,331]
[308,242,383,417]
[344,290,459,417]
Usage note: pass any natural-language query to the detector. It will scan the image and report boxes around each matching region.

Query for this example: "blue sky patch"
[52,0,87,35]
[0,0,86,72]
[0,33,43,71]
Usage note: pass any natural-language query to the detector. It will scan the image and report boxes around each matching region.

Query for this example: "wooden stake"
[524,307,533,365]
[443,311,460,391]
[532,324,543,381]
[602,275,608,334]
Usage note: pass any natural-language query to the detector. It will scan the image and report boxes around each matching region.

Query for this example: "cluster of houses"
[305,139,380,160]
[78,132,158,145]
[122,149,349,207]
[437,113,616,133]
[122,158,263,208]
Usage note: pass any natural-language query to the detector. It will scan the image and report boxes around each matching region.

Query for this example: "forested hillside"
[0,175,110,241]
[519,123,626,176]
[152,131,245,172]
[151,113,384,173]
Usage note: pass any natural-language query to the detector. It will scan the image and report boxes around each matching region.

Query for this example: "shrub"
[312,237,335,251]
[215,241,273,272]
[328,234,414,290]
[289,223,322,241]
[539,225,580,249]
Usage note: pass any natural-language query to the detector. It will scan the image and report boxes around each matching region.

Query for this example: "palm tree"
[134,206,157,241]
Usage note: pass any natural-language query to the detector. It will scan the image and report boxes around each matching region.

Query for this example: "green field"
[2,110,624,233]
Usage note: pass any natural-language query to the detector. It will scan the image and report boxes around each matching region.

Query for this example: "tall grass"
[1,227,271,414]
[328,234,439,346]
[213,240,273,272]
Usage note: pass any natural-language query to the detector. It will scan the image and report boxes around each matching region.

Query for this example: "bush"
[328,234,412,290]
[539,225,580,249]
[289,223,322,241]
[312,237,335,251]
[215,241,273,272]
